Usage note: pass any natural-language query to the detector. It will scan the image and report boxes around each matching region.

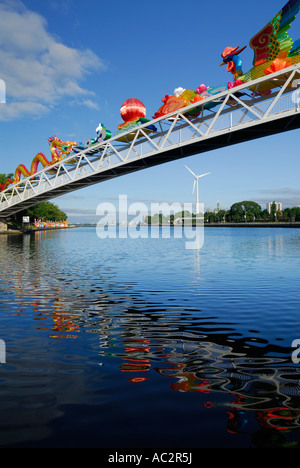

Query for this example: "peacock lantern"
[220,0,300,92]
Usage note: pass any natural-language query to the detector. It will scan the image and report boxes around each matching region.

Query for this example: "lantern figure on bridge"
[120,98,146,123]
[115,98,157,142]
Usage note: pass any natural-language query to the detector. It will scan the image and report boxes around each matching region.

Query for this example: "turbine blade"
[197,172,211,178]
[193,180,196,193]
[185,165,196,177]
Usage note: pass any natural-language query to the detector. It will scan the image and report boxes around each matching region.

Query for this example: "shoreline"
[146,222,300,228]
[1,222,300,234]
[0,225,76,235]
[204,222,300,228]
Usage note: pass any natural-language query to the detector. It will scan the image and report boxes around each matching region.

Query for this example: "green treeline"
[25,202,67,222]
[9,202,68,229]
[205,201,300,223]
[146,201,300,224]
[17,202,67,222]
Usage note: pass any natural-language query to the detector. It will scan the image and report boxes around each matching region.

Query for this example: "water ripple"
[0,228,300,447]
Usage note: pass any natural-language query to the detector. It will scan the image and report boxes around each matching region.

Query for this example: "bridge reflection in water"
[45,295,300,443]
[15,259,300,443]
[96,309,300,436]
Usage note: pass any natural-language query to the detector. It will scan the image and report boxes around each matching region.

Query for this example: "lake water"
[0,226,299,449]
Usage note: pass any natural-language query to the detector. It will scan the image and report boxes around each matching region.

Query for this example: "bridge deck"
[1,64,300,217]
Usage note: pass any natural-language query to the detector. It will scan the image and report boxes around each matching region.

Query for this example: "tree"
[291,206,300,221]
[283,208,291,221]
[0,173,13,184]
[205,212,217,223]
[261,209,270,221]
[270,202,277,221]
[15,202,67,224]
[216,209,227,223]
[229,201,262,222]
[0,173,14,191]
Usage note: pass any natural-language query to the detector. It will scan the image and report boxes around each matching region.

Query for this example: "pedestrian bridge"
[1,64,300,217]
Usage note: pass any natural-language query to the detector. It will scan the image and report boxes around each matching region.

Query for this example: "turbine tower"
[185,166,211,215]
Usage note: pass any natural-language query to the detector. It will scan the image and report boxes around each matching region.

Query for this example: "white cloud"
[0,101,49,120]
[258,187,300,196]
[0,0,106,120]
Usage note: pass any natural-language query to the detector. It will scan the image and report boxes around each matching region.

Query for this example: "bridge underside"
[4,111,299,218]
[48,111,300,182]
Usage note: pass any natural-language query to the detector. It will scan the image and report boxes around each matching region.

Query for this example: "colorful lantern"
[120,98,146,123]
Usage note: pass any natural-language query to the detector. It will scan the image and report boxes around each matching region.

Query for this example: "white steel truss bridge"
[1,64,300,218]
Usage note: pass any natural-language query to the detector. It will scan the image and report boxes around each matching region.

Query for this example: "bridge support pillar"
[0,218,8,232]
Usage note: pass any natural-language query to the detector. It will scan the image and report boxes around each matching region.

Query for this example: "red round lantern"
[120,98,146,122]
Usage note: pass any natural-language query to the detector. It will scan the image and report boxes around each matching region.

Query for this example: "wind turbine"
[185,166,211,215]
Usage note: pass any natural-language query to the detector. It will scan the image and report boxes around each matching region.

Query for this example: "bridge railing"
[1,64,300,216]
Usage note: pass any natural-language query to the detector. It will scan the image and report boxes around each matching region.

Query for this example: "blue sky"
[0,0,299,222]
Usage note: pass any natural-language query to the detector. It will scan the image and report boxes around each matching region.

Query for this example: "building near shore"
[266,201,282,214]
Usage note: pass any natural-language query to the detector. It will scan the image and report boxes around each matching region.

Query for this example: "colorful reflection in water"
[0,227,299,447]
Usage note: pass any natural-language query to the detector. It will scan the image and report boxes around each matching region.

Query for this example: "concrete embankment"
[0,225,76,235]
